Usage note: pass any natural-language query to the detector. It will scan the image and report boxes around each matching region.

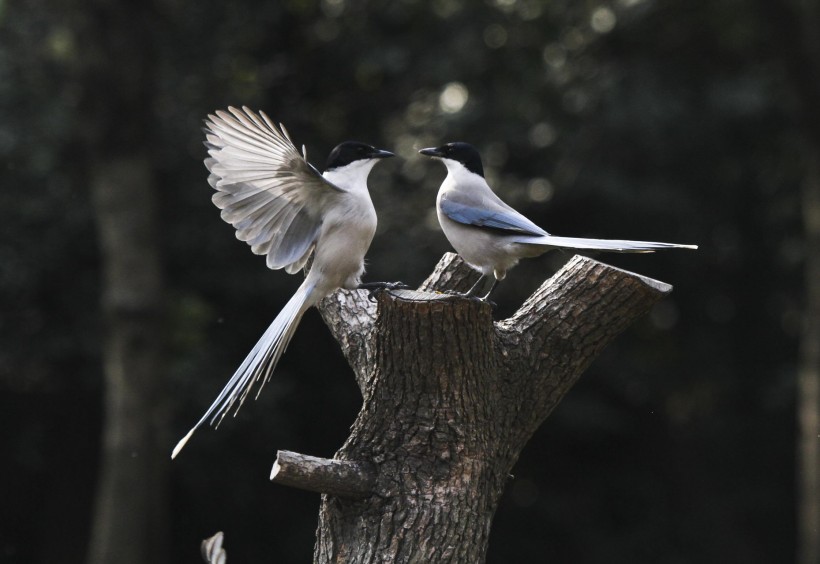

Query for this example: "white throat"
[323,159,381,193]
[439,158,487,192]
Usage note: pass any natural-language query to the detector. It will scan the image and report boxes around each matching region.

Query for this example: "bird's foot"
[476,296,498,309]
[440,289,497,309]
[358,281,411,302]
[443,289,470,297]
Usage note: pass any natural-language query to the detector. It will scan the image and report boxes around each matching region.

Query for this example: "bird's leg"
[464,274,487,297]
[443,275,497,307]
[443,273,484,297]
[480,278,499,301]
[468,275,500,302]
[357,281,410,301]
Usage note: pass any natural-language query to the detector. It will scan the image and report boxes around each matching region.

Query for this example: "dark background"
[1,0,811,562]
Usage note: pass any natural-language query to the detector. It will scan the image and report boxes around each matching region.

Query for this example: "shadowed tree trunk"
[798,155,820,564]
[267,253,672,563]
[753,3,820,561]
[88,157,168,564]
[76,1,170,562]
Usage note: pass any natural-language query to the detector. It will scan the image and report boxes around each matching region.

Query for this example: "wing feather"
[439,192,548,237]
[204,106,341,272]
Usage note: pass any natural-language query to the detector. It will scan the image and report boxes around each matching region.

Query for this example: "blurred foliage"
[0,0,805,562]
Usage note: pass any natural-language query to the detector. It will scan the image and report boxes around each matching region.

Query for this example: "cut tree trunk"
[269,253,672,563]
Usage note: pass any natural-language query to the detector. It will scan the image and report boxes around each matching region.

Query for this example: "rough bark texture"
[271,450,377,498]
[88,157,168,564]
[288,253,671,563]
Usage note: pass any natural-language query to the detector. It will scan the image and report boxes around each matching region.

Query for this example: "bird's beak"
[370,149,395,159]
[419,147,443,158]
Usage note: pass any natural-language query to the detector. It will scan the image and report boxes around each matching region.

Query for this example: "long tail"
[514,234,698,253]
[172,280,317,459]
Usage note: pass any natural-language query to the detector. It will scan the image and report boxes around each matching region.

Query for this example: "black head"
[325,141,394,171]
[419,142,484,177]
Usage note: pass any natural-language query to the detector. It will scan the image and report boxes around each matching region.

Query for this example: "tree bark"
[271,450,377,498]
[88,157,168,564]
[275,253,671,563]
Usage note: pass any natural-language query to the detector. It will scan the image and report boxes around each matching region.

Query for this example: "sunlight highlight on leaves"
[439,82,469,114]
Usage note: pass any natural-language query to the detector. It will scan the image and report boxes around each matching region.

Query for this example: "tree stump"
[269,252,672,563]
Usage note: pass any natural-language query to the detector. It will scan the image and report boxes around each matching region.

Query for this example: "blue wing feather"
[440,198,547,237]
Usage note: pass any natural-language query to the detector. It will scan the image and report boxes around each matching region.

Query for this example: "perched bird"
[173,106,394,458]
[419,142,697,299]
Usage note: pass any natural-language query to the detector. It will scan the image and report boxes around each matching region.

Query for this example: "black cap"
[419,142,484,177]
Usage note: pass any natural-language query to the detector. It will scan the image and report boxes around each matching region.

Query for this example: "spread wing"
[439,190,549,237]
[205,106,342,272]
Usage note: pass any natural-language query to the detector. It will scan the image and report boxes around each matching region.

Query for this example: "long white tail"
[172,280,316,459]
[514,234,698,252]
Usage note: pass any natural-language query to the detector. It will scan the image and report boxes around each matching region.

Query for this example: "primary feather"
[204,106,342,272]
[439,192,548,236]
